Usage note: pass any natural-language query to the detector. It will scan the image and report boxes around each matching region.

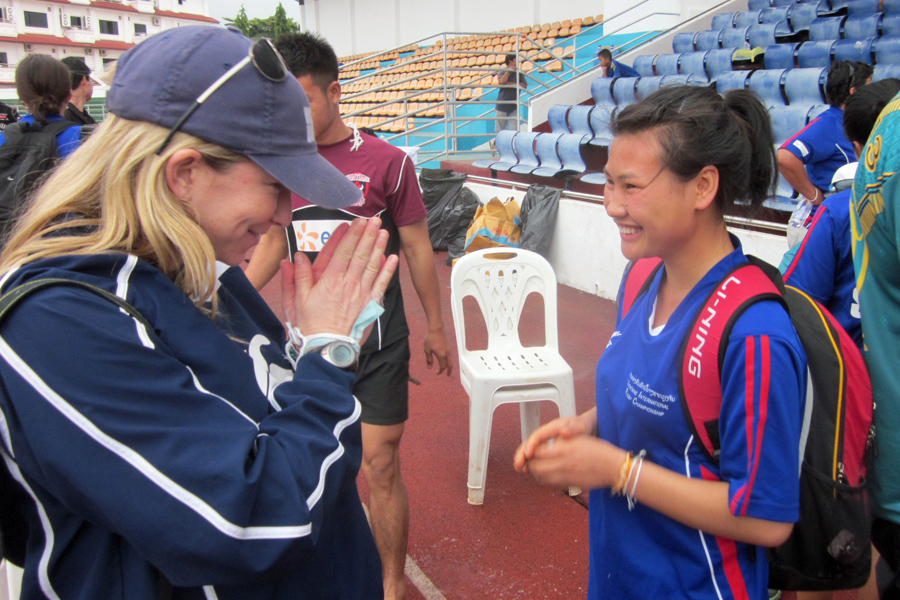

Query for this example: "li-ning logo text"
[687,275,742,377]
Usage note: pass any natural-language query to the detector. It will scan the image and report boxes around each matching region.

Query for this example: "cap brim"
[250,151,362,210]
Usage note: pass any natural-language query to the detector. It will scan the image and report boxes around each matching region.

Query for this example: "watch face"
[324,340,358,368]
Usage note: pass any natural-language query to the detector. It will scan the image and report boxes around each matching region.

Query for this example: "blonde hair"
[0,115,246,312]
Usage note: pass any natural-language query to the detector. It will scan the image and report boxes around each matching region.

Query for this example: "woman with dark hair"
[2,54,84,158]
[515,85,807,600]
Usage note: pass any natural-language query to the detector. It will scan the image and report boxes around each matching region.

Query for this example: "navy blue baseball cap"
[107,25,362,210]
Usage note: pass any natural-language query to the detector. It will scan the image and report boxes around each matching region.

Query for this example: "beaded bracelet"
[611,451,633,496]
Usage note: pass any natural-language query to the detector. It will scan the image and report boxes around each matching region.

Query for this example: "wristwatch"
[309,339,359,370]
[285,325,360,371]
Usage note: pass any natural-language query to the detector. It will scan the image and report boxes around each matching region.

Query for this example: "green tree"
[224,5,251,36]
[225,3,300,39]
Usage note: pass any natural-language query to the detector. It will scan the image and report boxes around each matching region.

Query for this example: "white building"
[0,0,217,91]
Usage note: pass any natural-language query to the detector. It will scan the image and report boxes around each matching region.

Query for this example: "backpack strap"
[620,257,664,319]
[0,277,152,331]
[678,259,786,464]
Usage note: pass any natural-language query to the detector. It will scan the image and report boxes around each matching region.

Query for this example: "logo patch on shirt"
[291,219,349,252]
[346,172,370,207]
[792,140,810,158]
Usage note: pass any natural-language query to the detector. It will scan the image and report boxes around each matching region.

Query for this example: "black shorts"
[354,336,410,426]
[874,516,900,572]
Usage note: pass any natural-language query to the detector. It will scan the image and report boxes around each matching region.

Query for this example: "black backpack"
[0,120,77,241]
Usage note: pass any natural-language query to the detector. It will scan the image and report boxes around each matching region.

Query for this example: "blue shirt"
[0,113,82,159]
[782,189,861,348]
[603,59,640,78]
[780,106,854,192]
[590,241,806,600]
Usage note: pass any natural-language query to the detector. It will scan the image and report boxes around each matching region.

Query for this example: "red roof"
[0,33,135,50]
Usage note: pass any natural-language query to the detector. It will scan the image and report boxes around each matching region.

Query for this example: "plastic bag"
[519,184,561,257]
[464,197,521,254]
[443,187,481,265]
[420,168,469,251]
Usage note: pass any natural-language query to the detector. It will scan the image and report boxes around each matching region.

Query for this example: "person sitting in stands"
[597,48,639,78]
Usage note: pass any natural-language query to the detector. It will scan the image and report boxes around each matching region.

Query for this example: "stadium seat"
[716,70,752,92]
[557,134,589,175]
[567,105,594,138]
[748,68,788,105]
[588,105,615,146]
[591,77,616,106]
[762,6,792,24]
[678,51,710,79]
[712,12,738,30]
[722,26,753,49]
[828,0,850,12]
[847,0,881,14]
[532,133,565,177]
[770,104,813,146]
[773,0,796,7]
[472,130,517,170]
[662,73,709,86]
[706,48,736,80]
[833,37,875,63]
[655,53,682,76]
[843,13,883,39]
[788,2,824,31]
[874,62,900,79]
[765,43,800,68]
[797,40,836,66]
[634,54,657,76]
[809,16,847,40]
[750,0,774,10]
[784,66,828,104]
[673,32,696,53]
[736,9,765,27]
[748,22,792,48]
[886,0,900,14]
[874,35,900,63]
[509,131,542,174]
[612,77,640,105]
[635,75,665,100]
[548,104,570,133]
[695,29,724,51]
[883,13,900,35]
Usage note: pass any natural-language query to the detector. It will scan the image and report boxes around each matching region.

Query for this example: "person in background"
[60,56,98,125]
[495,53,527,131]
[597,47,639,78]
[0,25,393,599]
[0,100,18,131]
[516,84,806,600]
[244,31,453,600]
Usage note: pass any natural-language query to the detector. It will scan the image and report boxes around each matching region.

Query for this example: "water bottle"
[786,197,813,249]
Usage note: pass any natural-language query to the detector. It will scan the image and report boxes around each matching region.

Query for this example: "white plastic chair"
[450,248,579,505]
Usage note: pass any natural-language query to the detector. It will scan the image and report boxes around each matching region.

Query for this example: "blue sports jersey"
[590,240,806,600]
[0,254,382,599]
[782,189,861,348]
[605,59,639,78]
[780,106,854,192]
[0,114,82,159]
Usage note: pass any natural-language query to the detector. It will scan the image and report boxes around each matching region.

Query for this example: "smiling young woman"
[516,85,807,600]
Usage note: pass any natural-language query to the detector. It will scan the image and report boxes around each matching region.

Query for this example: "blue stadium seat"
[589,105,615,146]
[748,22,792,48]
[788,2,828,31]
[748,68,788,105]
[773,0,797,7]
[678,51,710,79]
[765,43,800,68]
[673,32,696,53]
[655,53,682,76]
[557,134,589,175]
[635,75,666,100]
[808,103,829,120]
[509,131,541,174]
[797,40,835,66]
[532,133,565,177]
[883,13,900,35]
[736,9,765,27]
[473,130,517,170]
[886,0,900,14]
[591,77,616,106]
[716,70,752,92]
[770,105,812,146]
[843,13,883,39]
[750,0,773,9]
[722,26,752,49]
[874,62,900,80]
[828,0,850,12]
[695,29,724,51]
[580,171,608,185]
[833,37,875,63]
[633,54,657,77]
[706,48,736,80]
[809,16,847,40]
[712,12,738,29]
[762,6,792,24]
[847,0,881,14]
[874,35,900,63]
[660,73,710,87]
[612,77,640,105]
[567,105,594,138]
[547,104,570,133]
[784,66,828,104]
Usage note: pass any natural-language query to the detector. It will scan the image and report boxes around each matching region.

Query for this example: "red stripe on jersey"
[784,205,829,281]
[715,536,753,600]
[780,115,823,150]
[745,336,771,517]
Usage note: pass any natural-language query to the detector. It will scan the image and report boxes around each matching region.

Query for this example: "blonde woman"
[0,26,393,599]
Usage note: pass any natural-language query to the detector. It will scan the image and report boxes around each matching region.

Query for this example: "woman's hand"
[280,217,397,337]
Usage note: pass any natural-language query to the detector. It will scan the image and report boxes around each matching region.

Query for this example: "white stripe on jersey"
[684,435,726,600]
[307,398,361,510]
[116,255,155,349]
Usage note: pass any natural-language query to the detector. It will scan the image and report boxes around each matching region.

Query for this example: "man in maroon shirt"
[245,32,453,600]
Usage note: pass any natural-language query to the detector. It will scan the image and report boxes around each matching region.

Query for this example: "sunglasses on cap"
[155,38,288,155]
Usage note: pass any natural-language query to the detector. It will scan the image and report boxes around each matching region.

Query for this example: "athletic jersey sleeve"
[783,203,838,303]
[717,300,806,522]
[0,286,362,586]
[385,152,427,228]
